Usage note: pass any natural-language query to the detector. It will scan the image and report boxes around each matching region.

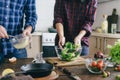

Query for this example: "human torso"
[61,0,89,41]
[0,0,27,55]
[0,0,27,35]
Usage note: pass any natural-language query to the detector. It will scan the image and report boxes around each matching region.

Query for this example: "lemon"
[2,68,15,76]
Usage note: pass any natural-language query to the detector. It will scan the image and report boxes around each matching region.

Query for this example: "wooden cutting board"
[46,57,85,67]
[34,71,59,80]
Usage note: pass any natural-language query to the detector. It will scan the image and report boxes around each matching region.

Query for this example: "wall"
[93,0,120,30]
[35,0,120,32]
[35,0,55,32]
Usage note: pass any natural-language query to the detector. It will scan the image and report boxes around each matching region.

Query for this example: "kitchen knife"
[58,66,81,80]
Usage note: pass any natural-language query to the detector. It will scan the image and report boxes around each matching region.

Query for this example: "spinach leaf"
[108,39,120,64]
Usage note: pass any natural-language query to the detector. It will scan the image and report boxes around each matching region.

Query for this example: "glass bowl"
[85,58,108,74]
[55,46,82,61]
[10,34,30,49]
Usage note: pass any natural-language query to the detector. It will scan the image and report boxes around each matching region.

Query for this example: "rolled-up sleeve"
[82,0,97,37]
[24,0,37,33]
[53,0,64,28]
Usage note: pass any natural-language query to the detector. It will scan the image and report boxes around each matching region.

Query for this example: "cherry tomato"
[97,60,104,70]
[91,61,97,67]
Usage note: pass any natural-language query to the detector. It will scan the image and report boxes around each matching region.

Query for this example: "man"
[0,0,37,60]
[53,0,97,56]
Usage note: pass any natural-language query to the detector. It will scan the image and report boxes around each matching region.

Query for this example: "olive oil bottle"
[107,8,118,33]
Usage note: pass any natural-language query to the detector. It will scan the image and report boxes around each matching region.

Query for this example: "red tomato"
[91,61,97,67]
[97,60,104,70]
[117,66,120,71]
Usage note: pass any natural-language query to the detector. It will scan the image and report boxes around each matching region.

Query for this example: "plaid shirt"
[0,0,37,55]
[54,0,97,46]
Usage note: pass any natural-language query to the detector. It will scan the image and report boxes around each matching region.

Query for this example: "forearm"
[77,30,86,39]
[55,23,65,48]
[55,23,64,38]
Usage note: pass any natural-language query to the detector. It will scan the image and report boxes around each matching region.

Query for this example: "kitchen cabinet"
[89,36,104,56]
[89,32,120,57]
[26,35,42,58]
[104,38,118,54]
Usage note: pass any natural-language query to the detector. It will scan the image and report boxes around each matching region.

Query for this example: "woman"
[53,0,97,56]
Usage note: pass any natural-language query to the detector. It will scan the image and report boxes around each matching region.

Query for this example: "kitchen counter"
[91,32,120,39]
[0,58,120,80]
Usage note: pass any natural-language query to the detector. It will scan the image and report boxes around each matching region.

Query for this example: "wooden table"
[0,58,120,80]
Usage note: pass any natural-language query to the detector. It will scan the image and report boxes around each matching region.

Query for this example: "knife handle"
[70,75,82,80]
[63,68,81,80]
[63,68,72,75]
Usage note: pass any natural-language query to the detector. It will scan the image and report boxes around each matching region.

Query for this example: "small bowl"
[55,46,82,61]
[85,58,108,74]
[10,34,30,49]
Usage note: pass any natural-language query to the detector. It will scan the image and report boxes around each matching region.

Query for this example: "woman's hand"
[58,36,65,49]
[0,25,9,38]
[74,36,81,46]
[74,30,86,46]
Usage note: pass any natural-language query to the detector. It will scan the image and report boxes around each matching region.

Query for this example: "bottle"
[101,14,108,33]
[107,8,118,33]
[32,52,46,63]
[111,23,117,34]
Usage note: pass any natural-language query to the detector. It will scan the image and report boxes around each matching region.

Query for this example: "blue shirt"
[0,0,37,55]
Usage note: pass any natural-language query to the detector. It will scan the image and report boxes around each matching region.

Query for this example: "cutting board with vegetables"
[46,57,85,67]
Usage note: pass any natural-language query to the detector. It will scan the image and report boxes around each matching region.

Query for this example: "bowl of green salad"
[55,42,82,61]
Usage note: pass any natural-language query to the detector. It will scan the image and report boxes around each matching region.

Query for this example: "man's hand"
[23,26,32,36]
[0,25,9,38]
[58,36,65,49]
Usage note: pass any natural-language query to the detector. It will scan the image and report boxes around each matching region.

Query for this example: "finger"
[22,31,27,36]
[61,42,64,46]
[74,38,80,45]
[0,31,6,38]
[58,42,63,49]
[26,31,31,36]
[23,30,31,36]
[61,37,65,46]
[0,26,9,38]
[0,30,8,38]
[4,32,9,39]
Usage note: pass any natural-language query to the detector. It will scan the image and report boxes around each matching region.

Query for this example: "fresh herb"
[107,39,120,64]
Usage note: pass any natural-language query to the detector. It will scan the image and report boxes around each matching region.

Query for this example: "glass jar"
[32,52,46,63]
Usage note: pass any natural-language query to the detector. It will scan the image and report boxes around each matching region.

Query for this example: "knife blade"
[57,66,81,80]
